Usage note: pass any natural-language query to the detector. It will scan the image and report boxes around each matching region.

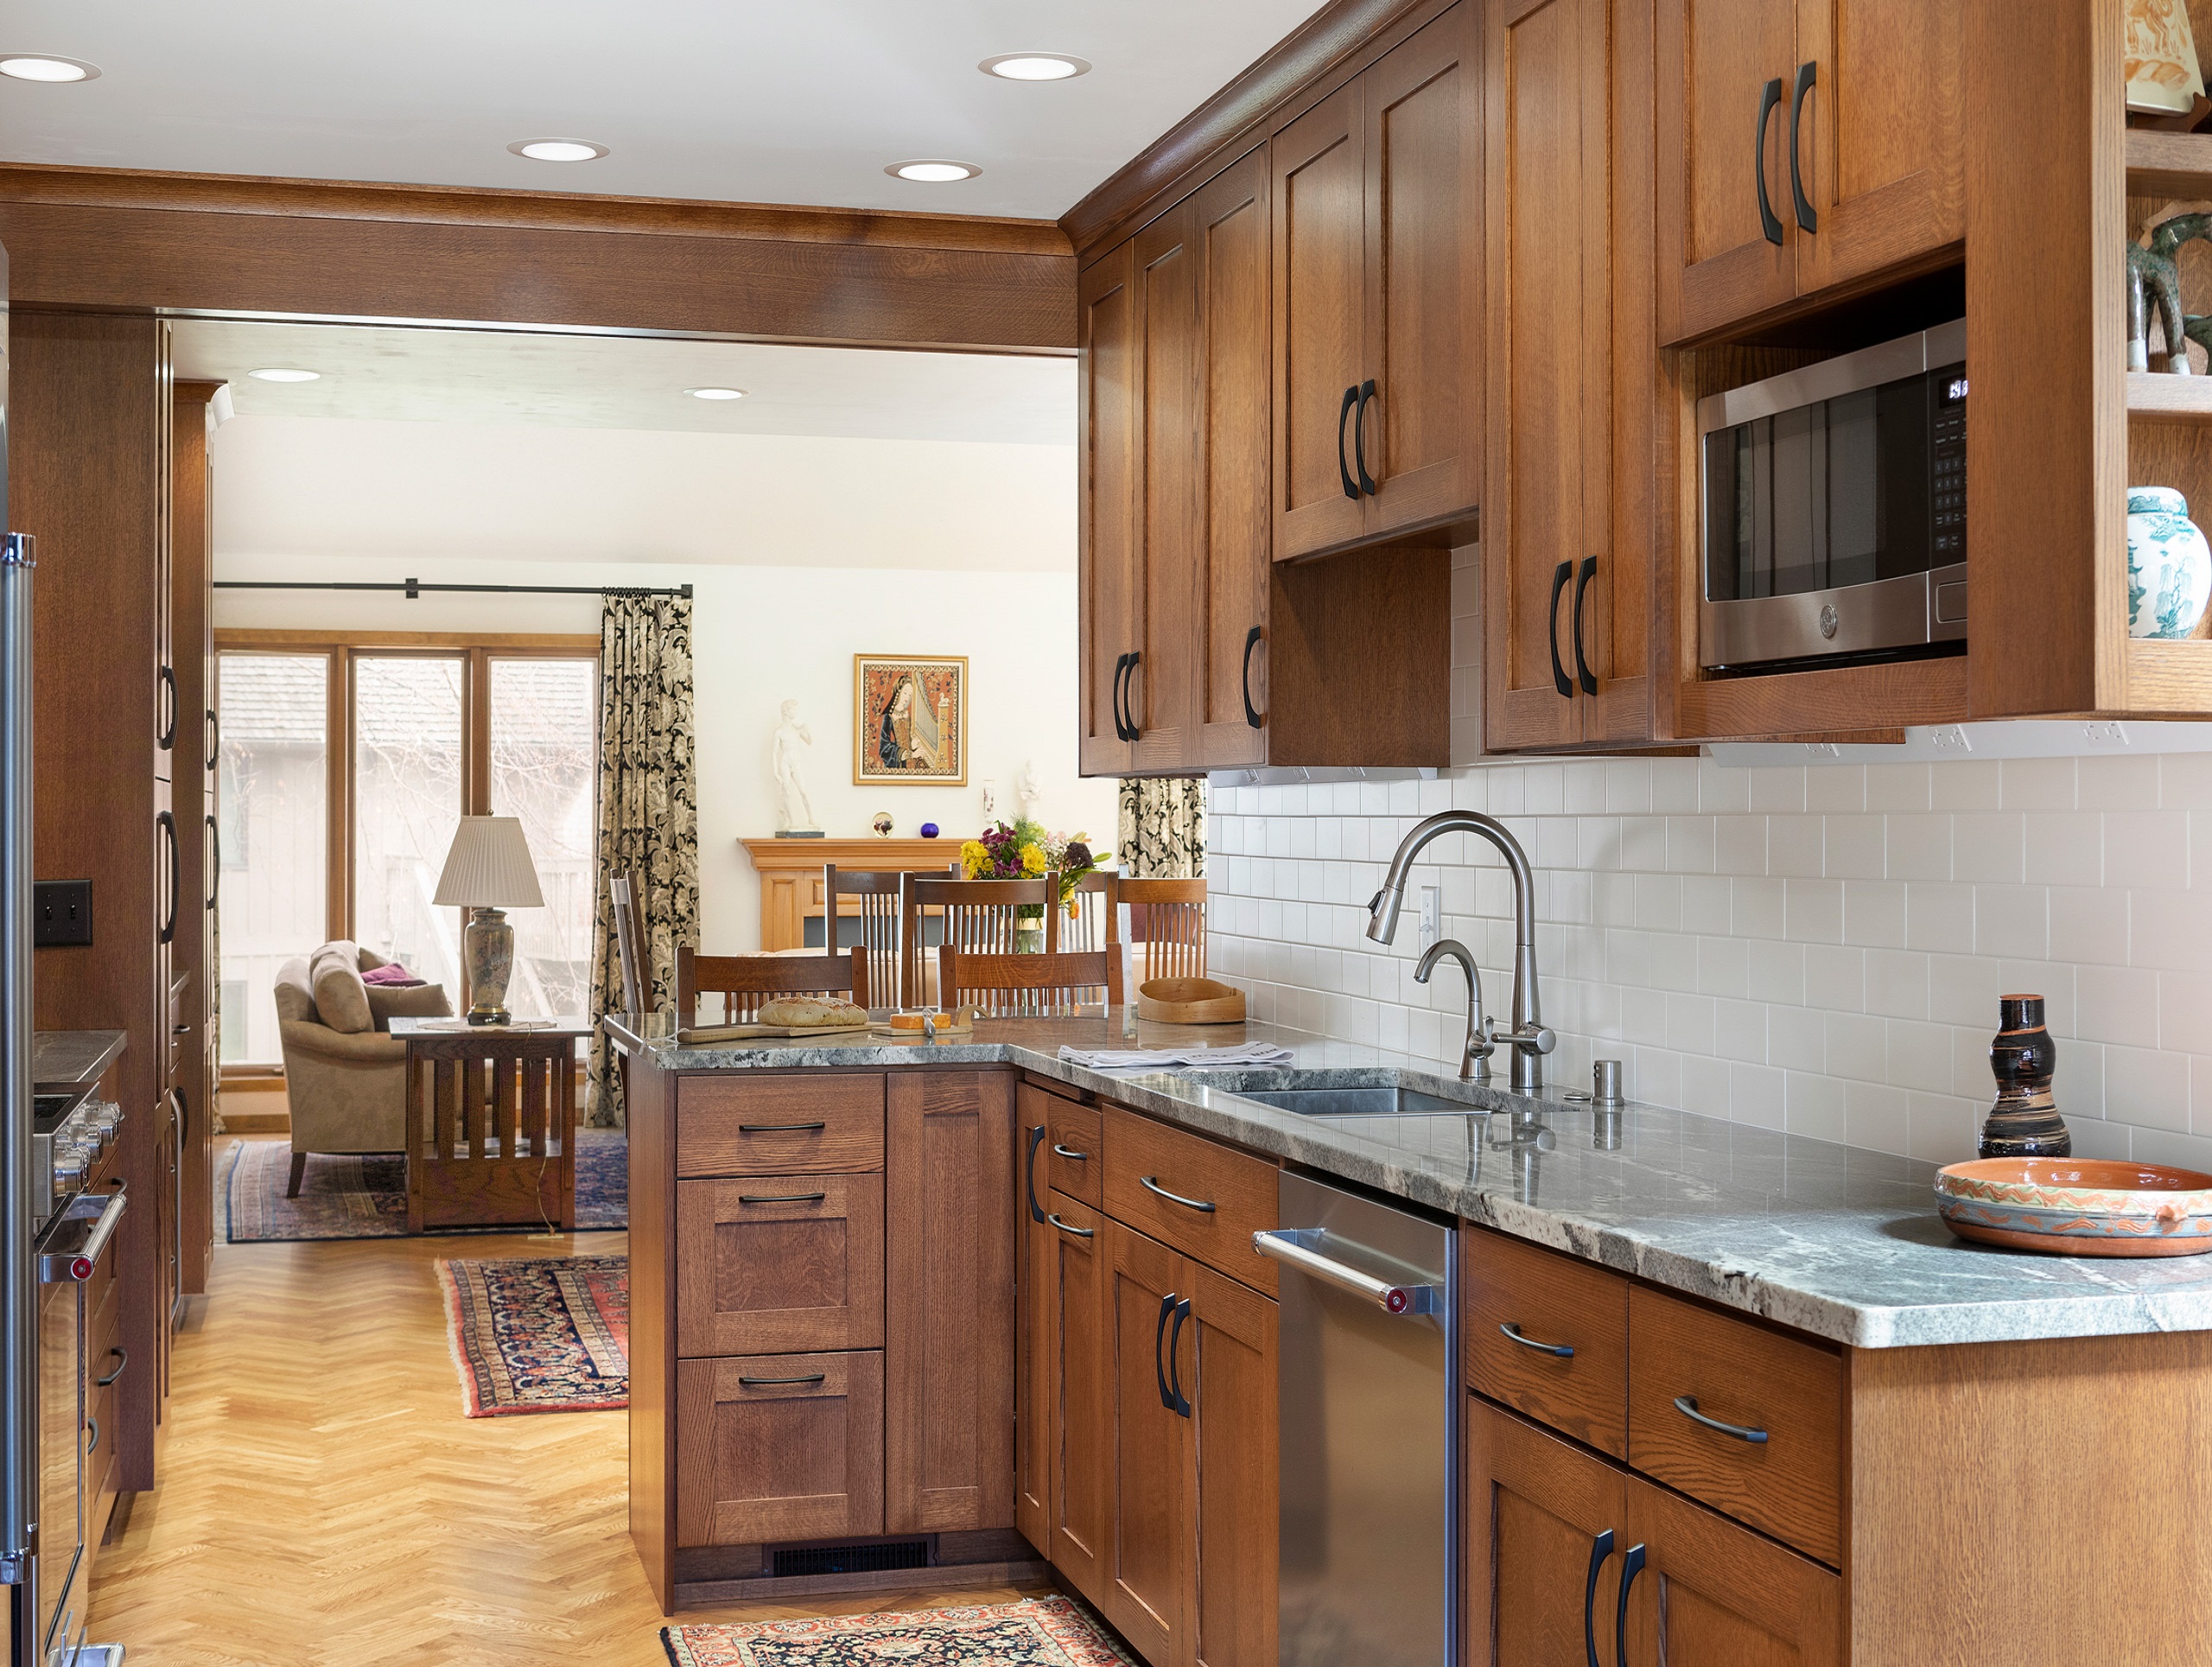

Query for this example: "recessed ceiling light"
[0,55,99,82]
[507,138,608,163]
[247,368,321,384]
[888,160,982,183]
[980,53,1091,81]
[685,387,746,401]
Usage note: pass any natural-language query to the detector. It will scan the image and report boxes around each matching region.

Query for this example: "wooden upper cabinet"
[1079,245,1140,776]
[1656,0,1961,343]
[1274,3,1483,563]
[1134,205,1205,770]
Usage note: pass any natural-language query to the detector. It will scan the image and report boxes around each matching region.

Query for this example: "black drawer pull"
[1025,1124,1047,1225]
[1501,1321,1574,1358]
[1583,1528,1614,1667]
[1548,561,1574,698]
[1140,1175,1217,1213]
[1046,1212,1095,1239]
[736,1121,826,1133]
[1052,1144,1090,1161]
[1789,60,1817,233]
[1351,379,1378,495]
[1336,384,1360,499]
[1755,77,1785,245]
[96,1346,128,1388]
[85,1416,99,1454]
[1617,1543,1646,1666]
[737,1192,826,1206]
[1241,625,1265,729]
[1674,1394,1769,1444]
[1573,555,1599,696]
[738,1373,827,1388]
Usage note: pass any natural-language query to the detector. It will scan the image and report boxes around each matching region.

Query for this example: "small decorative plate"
[1934,1157,2212,1257]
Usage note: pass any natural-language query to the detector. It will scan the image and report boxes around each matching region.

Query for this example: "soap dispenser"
[1978,994,2069,1159]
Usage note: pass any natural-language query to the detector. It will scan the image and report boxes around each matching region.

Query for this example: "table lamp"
[432,816,545,1026]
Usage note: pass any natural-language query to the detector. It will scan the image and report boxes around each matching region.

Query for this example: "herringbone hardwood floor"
[87,1138,1044,1665]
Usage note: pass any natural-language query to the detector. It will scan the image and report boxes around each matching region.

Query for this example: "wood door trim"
[215,628,599,651]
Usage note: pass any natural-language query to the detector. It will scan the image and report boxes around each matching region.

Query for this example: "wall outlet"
[35,880,92,946]
[1417,885,1441,953]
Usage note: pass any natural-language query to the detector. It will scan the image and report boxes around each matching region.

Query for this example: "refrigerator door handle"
[1254,1228,1440,1314]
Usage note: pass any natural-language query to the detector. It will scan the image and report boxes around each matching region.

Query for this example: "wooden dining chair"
[1060,870,1110,952]
[1108,875,1207,989]
[609,868,652,1012]
[823,864,906,1012]
[899,873,1060,1008]
[938,946,1113,1017]
[674,945,870,1027]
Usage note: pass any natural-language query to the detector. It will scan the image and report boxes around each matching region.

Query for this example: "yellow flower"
[960,840,989,878]
[1020,843,1047,875]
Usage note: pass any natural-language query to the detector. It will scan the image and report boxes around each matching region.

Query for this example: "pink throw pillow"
[362,963,423,987]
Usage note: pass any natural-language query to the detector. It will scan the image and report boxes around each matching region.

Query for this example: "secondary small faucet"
[1415,938,1493,1082]
[1369,810,1555,1091]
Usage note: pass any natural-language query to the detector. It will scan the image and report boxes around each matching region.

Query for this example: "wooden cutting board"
[675,1021,875,1045]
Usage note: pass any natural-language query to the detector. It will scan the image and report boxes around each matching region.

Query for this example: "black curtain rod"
[213,578,693,599]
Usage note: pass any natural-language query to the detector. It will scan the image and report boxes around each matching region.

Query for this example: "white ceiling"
[0,0,1326,220]
[173,320,1076,442]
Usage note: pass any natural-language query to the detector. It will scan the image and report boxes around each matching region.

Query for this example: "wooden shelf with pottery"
[2126,127,2212,200]
[2126,371,2212,422]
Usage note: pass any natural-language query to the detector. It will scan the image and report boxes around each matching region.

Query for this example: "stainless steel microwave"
[1699,319,1965,672]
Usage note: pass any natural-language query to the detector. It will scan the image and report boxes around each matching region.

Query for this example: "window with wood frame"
[214,633,599,1066]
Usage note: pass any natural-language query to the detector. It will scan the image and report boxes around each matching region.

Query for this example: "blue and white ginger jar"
[2126,487,2212,640]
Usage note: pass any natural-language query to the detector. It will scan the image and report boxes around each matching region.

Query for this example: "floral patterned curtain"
[588,591,698,1127]
[1116,777,1207,878]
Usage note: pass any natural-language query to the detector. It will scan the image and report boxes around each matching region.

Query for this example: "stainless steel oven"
[1699,319,1966,672]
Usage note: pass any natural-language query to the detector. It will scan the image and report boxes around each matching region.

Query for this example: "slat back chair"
[939,946,1113,1018]
[1060,870,1110,952]
[888,862,961,1006]
[899,873,1059,1008]
[823,864,906,1012]
[609,868,651,1012]
[1109,875,1208,989]
[675,945,870,1027]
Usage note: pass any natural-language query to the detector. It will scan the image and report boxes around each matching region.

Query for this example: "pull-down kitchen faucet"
[1368,810,1555,1091]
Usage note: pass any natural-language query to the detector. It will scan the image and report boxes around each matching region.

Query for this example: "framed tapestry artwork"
[854,654,967,785]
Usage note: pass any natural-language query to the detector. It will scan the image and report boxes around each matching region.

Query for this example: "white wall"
[215,551,1118,953]
[1209,753,2212,1172]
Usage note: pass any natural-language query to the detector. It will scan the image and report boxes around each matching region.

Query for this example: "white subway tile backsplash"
[1211,751,2211,1168]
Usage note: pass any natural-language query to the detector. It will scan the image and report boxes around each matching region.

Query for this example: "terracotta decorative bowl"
[1135,977,1247,1026]
[1934,1157,2212,1256]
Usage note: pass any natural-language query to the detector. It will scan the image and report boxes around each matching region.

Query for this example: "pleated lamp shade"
[431,816,545,909]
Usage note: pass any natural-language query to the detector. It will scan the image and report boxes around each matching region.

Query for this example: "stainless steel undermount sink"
[1228,1083,1482,1117]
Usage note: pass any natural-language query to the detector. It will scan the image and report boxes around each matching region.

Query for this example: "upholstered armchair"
[273,942,452,1196]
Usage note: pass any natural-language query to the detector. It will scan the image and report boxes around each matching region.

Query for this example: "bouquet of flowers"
[961,819,1111,915]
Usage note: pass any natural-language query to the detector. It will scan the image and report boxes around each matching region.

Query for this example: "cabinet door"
[1467,1401,1630,1667]
[1192,152,1273,771]
[676,1174,885,1357]
[885,1072,1014,1533]
[1273,80,1371,562]
[1655,0,1796,343]
[1184,1262,1278,1667]
[1363,1,1484,541]
[1131,194,1205,770]
[1015,1108,1054,1552]
[1789,0,1961,296]
[1104,1221,1192,1664]
[1046,1194,1112,1607]
[1080,244,1141,776]
[676,1353,885,1545]
[1623,1472,1844,1666]
[1483,0,1606,750]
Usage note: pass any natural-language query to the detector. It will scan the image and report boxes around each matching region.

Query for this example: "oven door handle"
[41,1186,128,1283]
[1253,1229,1440,1314]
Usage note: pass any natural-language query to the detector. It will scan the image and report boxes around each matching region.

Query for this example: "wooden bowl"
[1135,977,1247,1026]
[1934,1156,2212,1256]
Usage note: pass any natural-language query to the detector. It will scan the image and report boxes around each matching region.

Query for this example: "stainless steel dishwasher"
[1257,1170,1458,1667]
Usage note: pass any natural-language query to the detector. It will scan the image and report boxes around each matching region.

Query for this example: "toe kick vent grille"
[771,1538,931,1578]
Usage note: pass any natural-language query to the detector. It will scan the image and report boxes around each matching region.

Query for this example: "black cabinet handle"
[1051,1143,1090,1161]
[1025,1124,1047,1224]
[1123,652,1141,741]
[207,707,219,773]
[736,1121,825,1133]
[157,811,179,944]
[1352,379,1378,496]
[1501,1321,1575,1358]
[1241,625,1265,729]
[1573,555,1599,696]
[1674,1394,1770,1444]
[1336,384,1360,500]
[1166,1295,1193,1418]
[1789,60,1817,233]
[1046,1212,1095,1238]
[738,1373,826,1388]
[1548,561,1574,698]
[1617,1542,1647,1666]
[1583,1528,1614,1667]
[85,1416,99,1455]
[96,1346,128,1389]
[206,812,219,911]
[1140,1174,1217,1213]
[157,664,177,751]
[1109,652,1132,741]
[1755,77,1785,245]
[736,1192,826,1205]
[1153,1292,1178,1410]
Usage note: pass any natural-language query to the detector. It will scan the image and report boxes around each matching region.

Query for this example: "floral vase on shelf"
[959,819,1112,951]
[2126,487,2212,639]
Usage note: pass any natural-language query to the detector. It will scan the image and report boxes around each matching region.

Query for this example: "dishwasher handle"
[1253,1228,1440,1314]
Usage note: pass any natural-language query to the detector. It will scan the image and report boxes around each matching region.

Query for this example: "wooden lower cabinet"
[676,1174,885,1357]
[1183,1263,1277,1667]
[1046,1193,1111,1607]
[1468,1398,1841,1667]
[1015,1099,1057,1553]
[676,1353,885,1545]
[1106,1222,1188,1663]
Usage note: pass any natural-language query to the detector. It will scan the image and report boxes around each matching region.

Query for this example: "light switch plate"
[1417,886,1441,953]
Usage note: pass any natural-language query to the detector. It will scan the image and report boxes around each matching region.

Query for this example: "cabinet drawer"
[677,1175,885,1357]
[1101,1105,1277,1293]
[1046,1098,1102,1208]
[676,1352,885,1546]
[678,1074,884,1176]
[1462,1225,1629,1457]
[1627,1287,1844,1566]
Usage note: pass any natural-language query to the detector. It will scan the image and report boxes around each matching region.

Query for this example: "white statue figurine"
[772,699,819,832]
[1015,760,1042,823]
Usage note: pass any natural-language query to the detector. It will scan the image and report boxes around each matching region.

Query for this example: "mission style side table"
[391,1017,593,1233]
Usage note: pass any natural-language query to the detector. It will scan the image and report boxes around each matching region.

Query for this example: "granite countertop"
[604,1009,2212,1350]
[33,1029,127,1091]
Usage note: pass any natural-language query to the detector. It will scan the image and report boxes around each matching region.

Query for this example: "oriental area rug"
[436,1254,629,1416]
[661,1598,1135,1667]
[222,1129,627,1241]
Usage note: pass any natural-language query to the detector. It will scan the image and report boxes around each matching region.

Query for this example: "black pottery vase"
[1978,994,2070,1159]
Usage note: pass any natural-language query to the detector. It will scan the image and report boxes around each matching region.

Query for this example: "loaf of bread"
[757,996,869,1028]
